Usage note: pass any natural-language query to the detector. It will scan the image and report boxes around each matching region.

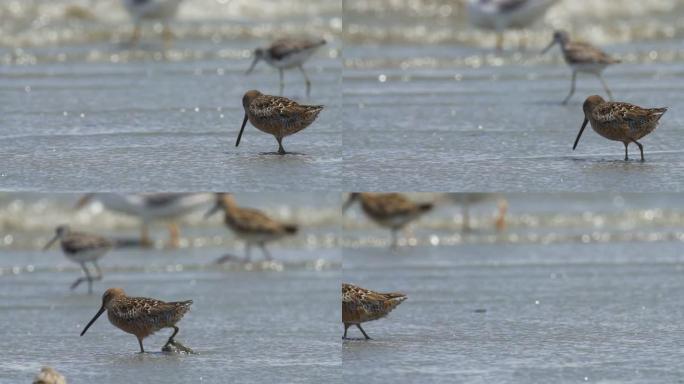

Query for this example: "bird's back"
[342,283,407,324]
[108,296,192,337]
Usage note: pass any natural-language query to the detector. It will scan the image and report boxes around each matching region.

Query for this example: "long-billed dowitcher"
[342,283,406,340]
[343,193,433,248]
[468,0,559,51]
[236,90,324,155]
[81,288,193,353]
[205,193,298,263]
[542,30,620,104]
[44,225,112,294]
[574,95,667,161]
[76,193,212,248]
[33,367,66,384]
[122,0,183,47]
[247,37,327,96]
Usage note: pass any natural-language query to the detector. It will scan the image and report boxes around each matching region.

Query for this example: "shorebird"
[246,38,327,96]
[121,0,183,47]
[76,193,212,248]
[542,30,620,104]
[204,193,298,263]
[574,95,667,161]
[468,0,559,51]
[33,367,66,384]
[236,90,324,155]
[342,283,406,340]
[44,225,112,294]
[81,288,193,353]
[446,194,508,232]
[342,193,433,248]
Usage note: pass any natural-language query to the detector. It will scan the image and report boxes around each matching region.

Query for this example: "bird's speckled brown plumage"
[236,90,323,154]
[205,193,298,262]
[574,95,667,161]
[80,288,192,353]
[342,283,406,339]
[343,193,433,247]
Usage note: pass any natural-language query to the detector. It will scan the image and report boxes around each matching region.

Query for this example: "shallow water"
[0,0,342,191]
[342,194,684,383]
[0,193,341,383]
[343,0,684,191]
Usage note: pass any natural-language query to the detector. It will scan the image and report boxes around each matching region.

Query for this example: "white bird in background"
[467,0,560,51]
[76,193,213,248]
[121,0,184,47]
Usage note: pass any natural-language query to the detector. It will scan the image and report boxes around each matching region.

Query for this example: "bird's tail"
[652,107,668,121]
[418,203,434,213]
[284,224,298,235]
[382,294,407,313]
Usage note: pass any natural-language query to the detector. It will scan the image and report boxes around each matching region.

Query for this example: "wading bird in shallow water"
[205,193,298,263]
[343,193,433,249]
[80,288,193,353]
[121,0,183,47]
[542,30,620,104]
[44,225,112,294]
[236,90,324,155]
[246,38,327,96]
[446,193,508,232]
[33,367,66,384]
[342,283,406,340]
[467,0,559,51]
[76,193,212,248]
[574,95,667,161]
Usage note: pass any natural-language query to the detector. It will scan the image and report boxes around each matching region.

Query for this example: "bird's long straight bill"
[245,56,259,75]
[204,204,221,219]
[43,235,59,251]
[236,114,248,147]
[81,306,105,336]
[573,118,589,150]
[541,40,555,54]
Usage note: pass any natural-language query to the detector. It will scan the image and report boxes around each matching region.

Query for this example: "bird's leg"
[244,243,252,262]
[390,229,398,250]
[92,260,103,282]
[165,326,180,347]
[260,243,273,261]
[70,262,92,293]
[167,222,180,249]
[137,336,145,353]
[279,69,284,96]
[631,139,644,161]
[298,65,311,97]
[496,32,504,53]
[276,137,286,155]
[598,73,613,101]
[162,23,173,50]
[462,203,471,232]
[623,142,629,161]
[140,223,153,248]
[518,33,528,52]
[342,324,349,339]
[130,23,141,47]
[562,71,577,105]
[356,324,372,340]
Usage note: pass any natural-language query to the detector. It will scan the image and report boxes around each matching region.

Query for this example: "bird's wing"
[269,38,324,60]
[62,233,112,253]
[565,42,617,65]
[230,208,288,234]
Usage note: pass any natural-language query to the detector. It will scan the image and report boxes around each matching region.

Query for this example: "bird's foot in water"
[162,339,195,354]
